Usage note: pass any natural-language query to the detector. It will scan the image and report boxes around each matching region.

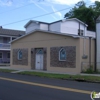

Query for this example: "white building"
[24,18,95,38]
[96,16,100,71]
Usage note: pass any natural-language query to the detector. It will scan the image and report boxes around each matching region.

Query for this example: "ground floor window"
[18,50,22,60]
[7,52,10,58]
[59,48,66,61]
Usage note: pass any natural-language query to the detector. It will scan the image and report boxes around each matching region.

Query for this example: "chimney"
[96,15,100,71]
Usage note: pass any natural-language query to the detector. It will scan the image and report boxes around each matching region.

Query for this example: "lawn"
[18,71,100,83]
[0,69,16,73]
[0,68,99,83]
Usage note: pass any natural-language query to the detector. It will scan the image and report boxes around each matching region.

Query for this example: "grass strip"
[0,69,16,73]
[18,71,100,82]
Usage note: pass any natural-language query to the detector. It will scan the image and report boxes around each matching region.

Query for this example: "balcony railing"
[0,58,10,63]
[0,43,10,50]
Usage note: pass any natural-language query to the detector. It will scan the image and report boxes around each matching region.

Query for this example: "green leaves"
[64,1,100,31]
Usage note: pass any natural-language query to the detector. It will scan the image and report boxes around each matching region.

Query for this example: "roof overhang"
[11,29,82,44]
[62,18,88,27]
[24,20,49,28]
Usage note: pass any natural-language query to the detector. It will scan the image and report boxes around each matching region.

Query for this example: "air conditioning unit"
[78,29,84,36]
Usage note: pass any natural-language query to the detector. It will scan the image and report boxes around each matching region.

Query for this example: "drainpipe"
[79,22,80,35]
[83,24,85,56]
[94,38,96,72]
[89,37,91,68]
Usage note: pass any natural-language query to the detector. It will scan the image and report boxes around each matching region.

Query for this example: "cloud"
[51,6,62,18]
[0,0,13,6]
[29,0,57,20]
[90,0,100,2]
[46,0,81,5]
[34,0,100,5]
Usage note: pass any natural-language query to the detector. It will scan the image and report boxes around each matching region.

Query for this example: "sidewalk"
[0,66,100,76]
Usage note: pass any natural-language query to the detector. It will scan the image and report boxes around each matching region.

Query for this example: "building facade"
[10,18,96,74]
[0,27,25,64]
[96,16,100,71]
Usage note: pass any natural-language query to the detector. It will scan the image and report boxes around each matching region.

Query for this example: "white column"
[10,37,12,42]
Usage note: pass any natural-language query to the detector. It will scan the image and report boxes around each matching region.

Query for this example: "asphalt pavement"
[0,72,99,100]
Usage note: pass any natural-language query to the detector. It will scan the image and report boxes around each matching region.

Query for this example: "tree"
[64,1,100,31]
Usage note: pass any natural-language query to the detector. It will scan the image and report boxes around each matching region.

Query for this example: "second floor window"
[0,37,3,43]
[0,53,3,59]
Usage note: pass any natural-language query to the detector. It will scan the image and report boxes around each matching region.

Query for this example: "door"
[35,49,43,70]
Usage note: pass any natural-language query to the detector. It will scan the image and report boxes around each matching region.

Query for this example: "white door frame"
[35,49,43,70]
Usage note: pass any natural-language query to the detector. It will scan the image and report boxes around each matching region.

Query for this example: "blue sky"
[0,0,98,31]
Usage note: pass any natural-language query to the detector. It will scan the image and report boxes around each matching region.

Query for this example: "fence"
[0,43,10,49]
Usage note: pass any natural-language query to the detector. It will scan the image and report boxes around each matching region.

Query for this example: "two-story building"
[0,27,25,64]
[10,18,96,74]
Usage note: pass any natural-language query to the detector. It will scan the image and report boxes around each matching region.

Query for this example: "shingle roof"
[0,28,25,36]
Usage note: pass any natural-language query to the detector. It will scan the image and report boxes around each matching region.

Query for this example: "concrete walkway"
[0,66,100,76]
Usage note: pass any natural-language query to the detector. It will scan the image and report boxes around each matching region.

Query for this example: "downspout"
[83,24,85,56]
[79,22,80,35]
[89,37,91,67]
[48,24,50,31]
[95,20,97,72]
[94,38,96,72]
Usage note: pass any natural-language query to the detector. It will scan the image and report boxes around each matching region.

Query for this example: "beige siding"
[10,31,95,74]
[80,38,95,71]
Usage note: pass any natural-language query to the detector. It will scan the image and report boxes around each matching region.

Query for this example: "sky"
[0,0,99,31]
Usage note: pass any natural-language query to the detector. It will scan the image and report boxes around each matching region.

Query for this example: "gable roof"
[24,18,88,29]
[50,18,88,27]
[0,28,25,36]
[11,29,91,44]
[24,20,49,28]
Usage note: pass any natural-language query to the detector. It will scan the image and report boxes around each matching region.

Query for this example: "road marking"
[0,76,91,94]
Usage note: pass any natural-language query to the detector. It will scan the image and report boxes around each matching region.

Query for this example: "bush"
[83,65,94,74]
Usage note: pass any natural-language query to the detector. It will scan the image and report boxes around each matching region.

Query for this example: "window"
[59,48,66,61]
[12,37,16,40]
[18,50,22,60]
[37,49,43,54]
[7,52,10,58]
[0,37,3,43]
[0,52,3,59]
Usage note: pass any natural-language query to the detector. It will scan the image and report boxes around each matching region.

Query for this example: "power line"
[0,1,94,15]
[1,2,95,27]
[2,7,72,26]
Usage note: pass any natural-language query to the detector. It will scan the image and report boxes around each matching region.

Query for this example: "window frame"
[59,48,66,61]
[0,52,3,59]
[7,52,10,59]
[17,50,22,60]
[36,49,43,55]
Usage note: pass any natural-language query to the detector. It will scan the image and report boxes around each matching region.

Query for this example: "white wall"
[61,20,86,35]
[26,22,40,34]
[96,22,100,70]
[49,22,61,32]
[40,23,48,31]
[86,31,95,38]
[25,20,95,38]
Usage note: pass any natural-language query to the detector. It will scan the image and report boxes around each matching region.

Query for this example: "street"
[0,72,99,100]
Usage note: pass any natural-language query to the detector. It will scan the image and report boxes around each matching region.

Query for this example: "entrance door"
[35,49,43,70]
